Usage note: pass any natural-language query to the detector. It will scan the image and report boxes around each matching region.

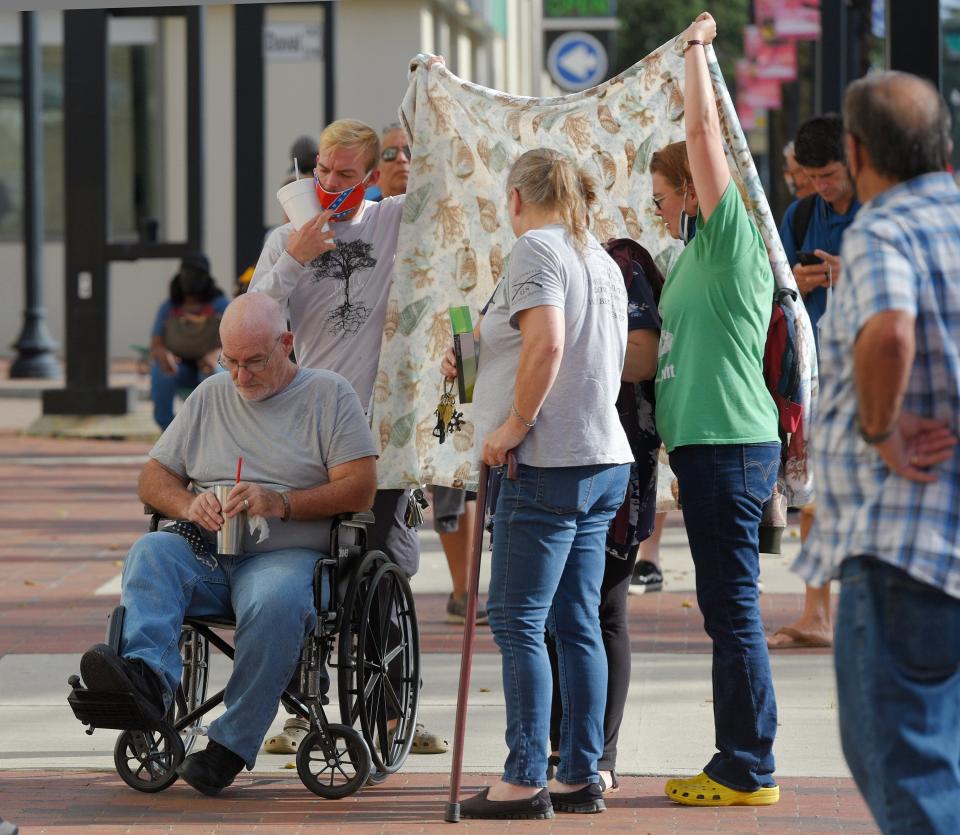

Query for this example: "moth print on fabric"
[310,239,378,335]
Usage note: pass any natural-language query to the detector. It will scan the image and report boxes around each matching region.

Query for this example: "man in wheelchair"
[79,293,378,796]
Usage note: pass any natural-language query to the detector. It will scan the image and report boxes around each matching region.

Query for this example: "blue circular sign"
[546,31,609,92]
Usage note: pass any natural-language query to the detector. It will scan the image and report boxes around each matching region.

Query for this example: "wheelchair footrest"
[68,687,162,731]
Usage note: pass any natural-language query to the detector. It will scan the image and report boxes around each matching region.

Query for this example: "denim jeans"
[836,556,960,835]
[486,461,630,787]
[669,442,780,791]
[119,531,324,768]
[150,361,218,430]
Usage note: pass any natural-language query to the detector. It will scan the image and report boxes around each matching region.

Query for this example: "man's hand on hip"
[875,411,957,483]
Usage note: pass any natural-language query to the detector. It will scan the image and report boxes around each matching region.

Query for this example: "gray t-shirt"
[472,225,633,468]
[248,197,404,409]
[150,367,378,554]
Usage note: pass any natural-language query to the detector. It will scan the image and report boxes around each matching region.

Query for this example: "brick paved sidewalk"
[0,771,877,834]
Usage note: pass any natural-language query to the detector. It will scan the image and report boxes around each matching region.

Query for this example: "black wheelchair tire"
[337,550,390,723]
[296,724,371,799]
[355,562,421,773]
[114,723,184,793]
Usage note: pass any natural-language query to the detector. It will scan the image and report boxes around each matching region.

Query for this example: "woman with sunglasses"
[374,123,412,200]
[650,13,781,807]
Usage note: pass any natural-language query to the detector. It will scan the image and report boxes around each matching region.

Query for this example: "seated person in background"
[81,293,378,796]
[149,253,230,430]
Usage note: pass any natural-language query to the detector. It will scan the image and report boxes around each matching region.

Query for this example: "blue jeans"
[669,442,780,791]
[119,531,324,768]
[150,361,217,430]
[486,462,630,787]
[836,556,960,835]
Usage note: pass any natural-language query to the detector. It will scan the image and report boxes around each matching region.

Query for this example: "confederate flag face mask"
[314,168,373,219]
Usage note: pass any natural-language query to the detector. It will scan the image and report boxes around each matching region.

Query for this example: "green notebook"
[449,305,477,403]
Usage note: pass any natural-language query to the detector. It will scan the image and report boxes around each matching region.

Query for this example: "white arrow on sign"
[558,44,599,79]
[546,31,609,92]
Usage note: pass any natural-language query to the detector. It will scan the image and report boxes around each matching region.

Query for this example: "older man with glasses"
[372,123,411,201]
[79,293,379,796]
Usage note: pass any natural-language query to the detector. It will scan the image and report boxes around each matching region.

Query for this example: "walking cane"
[444,459,492,823]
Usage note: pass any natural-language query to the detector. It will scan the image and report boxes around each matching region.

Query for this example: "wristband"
[857,419,895,445]
[511,403,536,429]
[279,491,291,522]
[682,39,705,53]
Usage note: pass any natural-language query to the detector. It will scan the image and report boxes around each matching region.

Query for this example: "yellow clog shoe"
[664,772,779,806]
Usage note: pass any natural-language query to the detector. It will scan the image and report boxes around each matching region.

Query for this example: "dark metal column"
[816,0,847,114]
[234,3,265,279]
[186,6,205,252]
[888,0,941,86]
[324,0,335,125]
[43,10,133,415]
[10,11,60,379]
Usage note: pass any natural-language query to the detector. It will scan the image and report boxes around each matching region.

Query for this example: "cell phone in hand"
[797,250,824,266]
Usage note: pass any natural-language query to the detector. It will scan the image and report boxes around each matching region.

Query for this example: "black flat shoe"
[459,787,554,820]
[549,782,606,813]
[176,740,245,796]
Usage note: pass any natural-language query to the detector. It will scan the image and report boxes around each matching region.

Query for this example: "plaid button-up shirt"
[793,172,960,600]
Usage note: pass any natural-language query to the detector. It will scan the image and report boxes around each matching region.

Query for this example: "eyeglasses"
[381,145,411,162]
[218,336,282,373]
[652,185,683,211]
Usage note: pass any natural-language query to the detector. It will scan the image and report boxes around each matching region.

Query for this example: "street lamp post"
[10,10,60,379]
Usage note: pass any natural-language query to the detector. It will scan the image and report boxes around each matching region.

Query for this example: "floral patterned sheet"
[370,36,817,507]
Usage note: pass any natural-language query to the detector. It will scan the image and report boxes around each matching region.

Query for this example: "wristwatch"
[857,418,895,445]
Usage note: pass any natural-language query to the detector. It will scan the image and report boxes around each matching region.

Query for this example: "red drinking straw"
[236,456,243,484]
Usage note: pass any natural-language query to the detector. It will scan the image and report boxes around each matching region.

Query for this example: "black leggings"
[546,542,639,771]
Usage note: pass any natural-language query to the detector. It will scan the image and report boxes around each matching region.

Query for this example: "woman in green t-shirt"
[650,13,782,808]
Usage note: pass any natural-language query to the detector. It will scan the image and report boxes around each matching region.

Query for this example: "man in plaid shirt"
[792,71,960,833]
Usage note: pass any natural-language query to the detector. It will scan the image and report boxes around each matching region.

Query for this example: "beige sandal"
[263,717,310,754]
[410,722,448,754]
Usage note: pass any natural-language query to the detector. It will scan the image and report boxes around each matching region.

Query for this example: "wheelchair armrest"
[335,511,375,526]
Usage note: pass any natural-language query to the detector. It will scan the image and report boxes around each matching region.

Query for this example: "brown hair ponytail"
[506,149,597,253]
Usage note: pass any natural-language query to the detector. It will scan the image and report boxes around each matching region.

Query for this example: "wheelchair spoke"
[382,674,403,718]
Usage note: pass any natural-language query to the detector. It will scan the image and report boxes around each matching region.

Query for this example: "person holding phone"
[769,115,861,652]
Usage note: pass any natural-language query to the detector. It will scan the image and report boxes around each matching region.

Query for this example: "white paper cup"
[277,178,322,230]
[214,485,246,556]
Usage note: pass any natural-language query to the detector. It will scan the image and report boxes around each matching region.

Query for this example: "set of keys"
[433,378,465,444]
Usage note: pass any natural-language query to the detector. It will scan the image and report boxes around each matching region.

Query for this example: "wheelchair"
[67,510,420,799]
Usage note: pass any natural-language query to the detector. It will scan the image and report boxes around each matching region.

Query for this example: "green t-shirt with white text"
[654,180,779,451]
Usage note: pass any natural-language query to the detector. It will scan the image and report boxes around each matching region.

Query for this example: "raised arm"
[681,13,728,222]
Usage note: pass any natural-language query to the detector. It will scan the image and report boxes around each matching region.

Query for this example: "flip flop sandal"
[263,717,310,754]
[766,626,832,650]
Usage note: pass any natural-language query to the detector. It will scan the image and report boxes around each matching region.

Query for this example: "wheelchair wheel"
[176,625,209,755]
[296,724,371,799]
[114,723,184,793]
[355,562,420,773]
[337,550,389,724]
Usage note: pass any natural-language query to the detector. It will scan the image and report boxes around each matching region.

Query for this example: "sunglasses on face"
[381,145,411,162]
[652,185,683,211]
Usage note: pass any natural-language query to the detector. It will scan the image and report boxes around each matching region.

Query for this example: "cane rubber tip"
[444,801,461,823]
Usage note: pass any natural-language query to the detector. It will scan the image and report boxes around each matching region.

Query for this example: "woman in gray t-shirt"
[444,149,632,819]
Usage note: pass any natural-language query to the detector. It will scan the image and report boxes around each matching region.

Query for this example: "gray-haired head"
[844,71,951,182]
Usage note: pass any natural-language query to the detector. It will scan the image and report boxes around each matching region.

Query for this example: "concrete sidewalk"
[0,378,875,833]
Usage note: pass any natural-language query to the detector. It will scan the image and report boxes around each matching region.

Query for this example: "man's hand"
[793,252,842,296]
[221,482,284,519]
[286,210,336,266]
[153,348,179,375]
[440,346,457,381]
[197,348,219,376]
[793,261,830,295]
[873,411,957,483]
[481,419,527,467]
[682,12,717,45]
[186,490,224,532]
